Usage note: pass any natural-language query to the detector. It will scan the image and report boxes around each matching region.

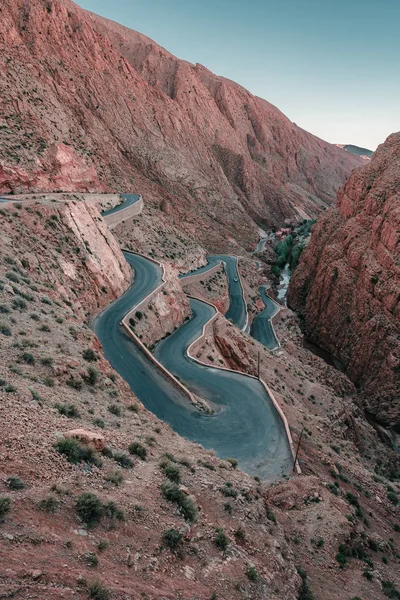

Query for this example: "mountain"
[288,132,400,431]
[335,144,373,160]
[0,0,362,251]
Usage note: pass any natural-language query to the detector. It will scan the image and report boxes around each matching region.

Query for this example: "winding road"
[94,252,292,480]
[102,193,141,217]
[250,286,280,350]
[180,255,247,331]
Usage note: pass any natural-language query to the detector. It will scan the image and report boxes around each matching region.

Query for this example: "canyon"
[0,0,362,251]
[289,133,400,433]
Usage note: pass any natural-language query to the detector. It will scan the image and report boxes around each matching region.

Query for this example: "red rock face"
[0,143,109,193]
[0,0,362,249]
[288,133,400,429]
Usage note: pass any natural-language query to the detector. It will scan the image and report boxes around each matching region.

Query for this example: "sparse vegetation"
[128,442,147,460]
[83,348,98,362]
[87,580,110,600]
[219,482,238,498]
[246,565,259,581]
[112,452,133,469]
[108,404,122,417]
[382,580,400,599]
[162,462,181,483]
[106,471,124,486]
[56,403,80,418]
[76,493,103,527]
[55,437,101,466]
[161,480,198,522]
[163,528,183,551]
[84,366,99,386]
[214,528,228,551]
[38,496,60,513]
[0,497,11,518]
[6,476,25,490]
[297,566,314,600]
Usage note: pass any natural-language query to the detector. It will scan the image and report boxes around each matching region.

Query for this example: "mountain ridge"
[0,0,363,251]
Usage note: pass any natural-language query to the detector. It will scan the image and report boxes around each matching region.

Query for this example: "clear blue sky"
[76,0,399,150]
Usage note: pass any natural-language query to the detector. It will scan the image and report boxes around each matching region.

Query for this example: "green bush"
[234,526,246,542]
[108,404,122,417]
[382,580,400,599]
[0,323,12,336]
[103,501,124,521]
[0,497,11,518]
[97,539,109,552]
[83,348,98,362]
[12,298,26,310]
[87,580,110,600]
[163,462,181,483]
[6,476,25,490]
[297,566,314,600]
[246,566,259,581]
[266,505,277,524]
[40,356,54,366]
[38,496,60,513]
[226,457,238,469]
[363,569,373,581]
[106,471,124,486]
[66,377,83,391]
[101,446,114,458]
[163,528,183,551]
[336,543,351,568]
[219,482,238,498]
[84,552,99,568]
[387,491,399,505]
[214,528,228,551]
[161,480,198,522]
[76,493,103,527]
[128,442,147,460]
[83,366,99,386]
[55,437,101,466]
[113,452,133,468]
[56,403,80,418]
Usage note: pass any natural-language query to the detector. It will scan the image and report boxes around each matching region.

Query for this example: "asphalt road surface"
[94,252,292,480]
[180,255,247,330]
[102,194,141,217]
[250,286,280,350]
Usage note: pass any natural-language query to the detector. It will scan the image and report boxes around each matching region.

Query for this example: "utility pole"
[257,351,260,380]
[293,428,304,473]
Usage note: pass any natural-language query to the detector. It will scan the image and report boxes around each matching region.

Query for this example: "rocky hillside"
[1,196,399,600]
[0,197,305,599]
[288,133,400,430]
[0,0,362,250]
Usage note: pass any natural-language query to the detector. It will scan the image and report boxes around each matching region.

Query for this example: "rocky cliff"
[288,133,400,429]
[0,0,362,250]
[0,195,131,317]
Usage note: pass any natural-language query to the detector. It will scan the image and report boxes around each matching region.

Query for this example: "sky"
[75,0,399,150]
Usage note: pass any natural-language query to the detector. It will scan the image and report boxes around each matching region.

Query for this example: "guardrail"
[117,249,299,473]
[104,195,144,229]
[120,250,206,411]
[185,295,300,474]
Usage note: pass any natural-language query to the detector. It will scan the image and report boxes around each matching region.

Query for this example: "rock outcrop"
[288,133,400,429]
[0,143,108,194]
[0,0,362,250]
[0,195,131,316]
